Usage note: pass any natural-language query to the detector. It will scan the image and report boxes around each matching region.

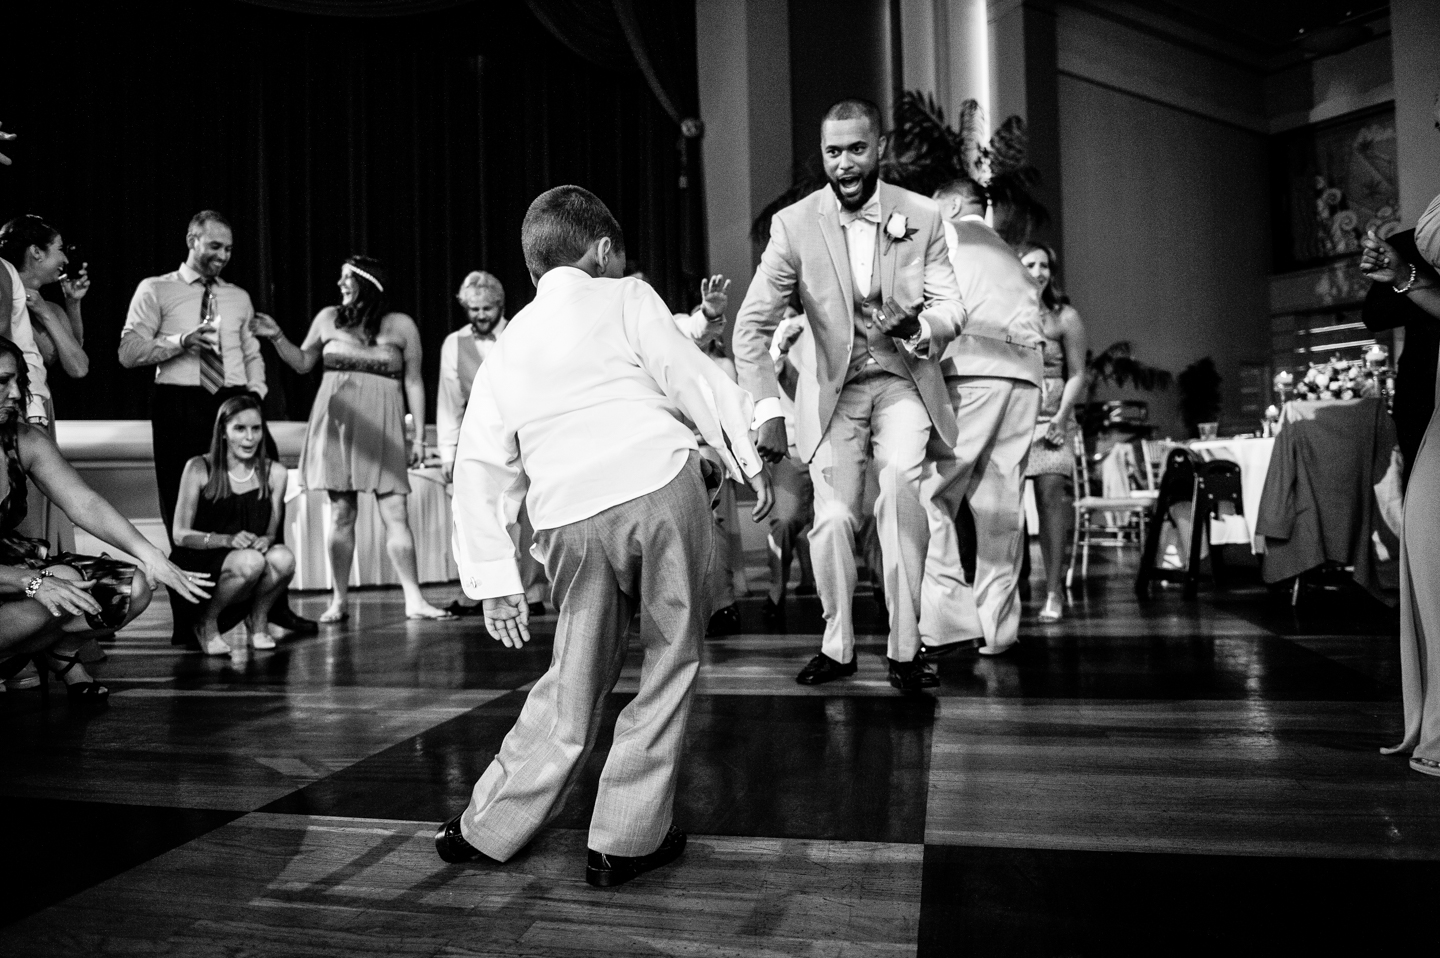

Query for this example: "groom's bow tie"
[840,199,882,227]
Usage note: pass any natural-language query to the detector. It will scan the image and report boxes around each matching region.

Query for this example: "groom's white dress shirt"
[452,267,762,600]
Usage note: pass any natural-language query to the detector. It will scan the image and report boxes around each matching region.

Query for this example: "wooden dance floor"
[1,554,1435,956]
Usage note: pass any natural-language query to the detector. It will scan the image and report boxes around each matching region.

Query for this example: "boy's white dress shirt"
[452,268,762,600]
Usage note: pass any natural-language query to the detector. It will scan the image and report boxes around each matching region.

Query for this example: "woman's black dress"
[169,488,273,579]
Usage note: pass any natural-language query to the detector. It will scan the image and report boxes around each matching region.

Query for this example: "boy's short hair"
[934,176,989,210]
[521,186,625,279]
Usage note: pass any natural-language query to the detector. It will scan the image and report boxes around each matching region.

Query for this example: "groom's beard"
[827,165,880,212]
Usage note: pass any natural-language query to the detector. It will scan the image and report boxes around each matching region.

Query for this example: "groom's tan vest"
[847,234,909,382]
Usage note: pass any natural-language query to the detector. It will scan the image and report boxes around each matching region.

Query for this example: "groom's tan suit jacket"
[733,182,966,463]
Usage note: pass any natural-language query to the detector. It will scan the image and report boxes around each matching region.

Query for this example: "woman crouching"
[171,395,294,655]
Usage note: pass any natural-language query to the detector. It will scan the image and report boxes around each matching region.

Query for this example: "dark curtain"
[1,0,694,422]
[239,0,471,13]
[529,0,706,284]
[524,0,636,71]
[614,0,706,282]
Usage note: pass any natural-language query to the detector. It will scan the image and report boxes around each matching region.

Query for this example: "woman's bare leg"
[245,546,296,642]
[325,492,359,620]
[375,492,447,617]
[1033,473,1074,605]
[196,550,266,654]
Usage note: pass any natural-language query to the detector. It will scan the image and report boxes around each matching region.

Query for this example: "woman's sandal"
[1410,756,1440,779]
[43,649,110,707]
[249,632,277,651]
[319,608,349,624]
[1038,594,1064,623]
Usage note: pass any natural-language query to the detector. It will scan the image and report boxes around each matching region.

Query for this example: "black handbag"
[0,533,136,630]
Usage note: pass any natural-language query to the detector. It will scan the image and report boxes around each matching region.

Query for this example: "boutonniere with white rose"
[884,212,918,245]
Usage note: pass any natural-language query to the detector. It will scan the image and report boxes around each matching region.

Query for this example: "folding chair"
[1067,435,1158,589]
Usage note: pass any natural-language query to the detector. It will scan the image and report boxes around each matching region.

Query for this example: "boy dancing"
[437,186,771,886]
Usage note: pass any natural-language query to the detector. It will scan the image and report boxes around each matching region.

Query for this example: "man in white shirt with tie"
[438,186,771,887]
[921,177,1045,657]
[120,211,268,534]
[733,98,966,691]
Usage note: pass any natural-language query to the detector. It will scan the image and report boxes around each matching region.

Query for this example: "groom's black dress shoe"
[706,604,742,637]
[796,652,857,685]
[435,813,496,864]
[586,827,686,887]
[919,637,979,658]
[270,604,319,635]
[888,656,939,691]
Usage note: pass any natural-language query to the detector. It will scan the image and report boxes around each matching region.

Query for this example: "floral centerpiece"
[1276,353,1390,403]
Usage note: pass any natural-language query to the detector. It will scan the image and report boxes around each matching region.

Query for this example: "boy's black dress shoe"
[760,596,785,629]
[445,599,484,618]
[586,827,686,887]
[434,813,496,864]
[887,656,939,691]
[528,601,547,617]
[796,652,857,685]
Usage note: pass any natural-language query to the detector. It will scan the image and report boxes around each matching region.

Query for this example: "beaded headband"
[344,263,385,293]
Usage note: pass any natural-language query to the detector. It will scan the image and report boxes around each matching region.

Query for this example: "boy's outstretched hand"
[483,594,531,648]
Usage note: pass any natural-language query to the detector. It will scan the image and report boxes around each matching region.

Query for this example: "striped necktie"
[197,277,225,394]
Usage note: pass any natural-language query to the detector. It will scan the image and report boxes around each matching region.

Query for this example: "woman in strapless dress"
[1018,242,1088,623]
[252,256,450,621]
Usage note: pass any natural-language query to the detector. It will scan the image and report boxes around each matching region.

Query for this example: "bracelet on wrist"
[1395,264,1419,295]
[23,569,53,599]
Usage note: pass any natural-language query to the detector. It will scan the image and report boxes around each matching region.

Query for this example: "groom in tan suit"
[733,98,965,691]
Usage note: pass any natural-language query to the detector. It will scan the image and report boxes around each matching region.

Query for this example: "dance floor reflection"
[2,553,1433,957]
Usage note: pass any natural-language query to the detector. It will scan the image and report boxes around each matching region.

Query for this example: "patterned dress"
[1025,327,1076,477]
[300,339,411,495]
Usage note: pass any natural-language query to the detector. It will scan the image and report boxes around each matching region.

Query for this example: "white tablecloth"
[284,467,457,590]
[1188,437,1274,552]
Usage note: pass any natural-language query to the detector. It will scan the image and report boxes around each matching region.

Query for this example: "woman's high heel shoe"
[1038,593,1064,622]
[42,649,110,707]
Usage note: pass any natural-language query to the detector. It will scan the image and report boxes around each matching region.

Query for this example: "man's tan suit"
[734,182,964,662]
